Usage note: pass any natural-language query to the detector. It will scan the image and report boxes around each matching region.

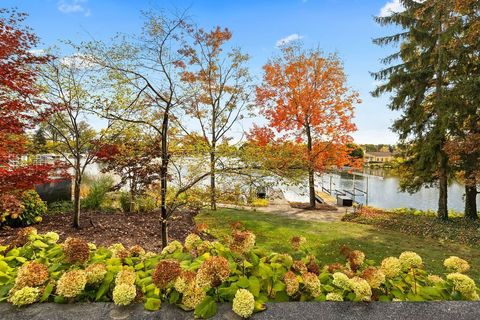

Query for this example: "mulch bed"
[0,209,207,252]
[289,202,338,211]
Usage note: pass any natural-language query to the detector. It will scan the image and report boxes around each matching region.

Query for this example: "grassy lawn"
[196,208,480,281]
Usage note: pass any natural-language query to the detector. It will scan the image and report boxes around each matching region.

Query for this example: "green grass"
[196,208,480,281]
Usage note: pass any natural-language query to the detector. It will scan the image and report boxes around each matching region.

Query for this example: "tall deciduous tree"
[38,54,116,228]
[80,11,209,247]
[373,0,461,220]
[0,9,53,196]
[179,27,251,210]
[254,44,359,208]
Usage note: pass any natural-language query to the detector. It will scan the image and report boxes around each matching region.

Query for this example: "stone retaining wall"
[1,301,479,320]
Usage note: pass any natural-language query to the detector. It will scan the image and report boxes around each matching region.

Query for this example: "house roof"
[364,151,393,157]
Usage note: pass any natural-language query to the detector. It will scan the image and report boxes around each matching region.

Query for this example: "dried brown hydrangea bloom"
[360,266,385,289]
[129,245,146,257]
[152,259,181,289]
[326,263,354,278]
[348,250,365,272]
[284,271,299,296]
[9,227,37,249]
[174,270,197,293]
[63,237,90,264]
[14,262,49,289]
[302,272,321,297]
[230,230,255,254]
[115,248,132,261]
[56,270,87,298]
[85,263,107,285]
[306,256,320,275]
[290,236,306,251]
[340,244,351,257]
[196,256,230,288]
[327,263,344,273]
[291,260,308,274]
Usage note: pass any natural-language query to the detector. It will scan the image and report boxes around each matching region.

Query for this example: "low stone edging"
[1,301,480,320]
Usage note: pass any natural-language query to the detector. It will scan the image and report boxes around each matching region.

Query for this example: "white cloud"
[276,33,304,47]
[28,49,46,56]
[57,0,91,17]
[379,0,404,17]
[61,53,95,69]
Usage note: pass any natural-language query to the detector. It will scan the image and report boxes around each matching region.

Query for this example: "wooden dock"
[315,191,338,206]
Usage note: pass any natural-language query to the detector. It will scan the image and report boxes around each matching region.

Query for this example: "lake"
[282,169,478,212]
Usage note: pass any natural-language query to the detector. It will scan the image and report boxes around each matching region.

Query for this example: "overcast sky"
[4,0,406,144]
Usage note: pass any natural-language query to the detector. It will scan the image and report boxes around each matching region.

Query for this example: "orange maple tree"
[179,26,251,210]
[252,44,360,207]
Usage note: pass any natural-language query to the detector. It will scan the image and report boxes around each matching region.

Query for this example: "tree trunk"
[73,171,81,228]
[160,156,168,248]
[464,166,478,221]
[160,113,170,249]
[129,176,137,213]
[308,168,315,208]
[464,184,478,220]
[305,123,315,208]
[210,150,217,211]
[437,151,448,221]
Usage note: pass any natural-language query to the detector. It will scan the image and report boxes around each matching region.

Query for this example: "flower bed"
[0,225,479,319]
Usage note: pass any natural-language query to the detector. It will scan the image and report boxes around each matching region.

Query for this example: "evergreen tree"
[372,0,461,220]
[444,0,480,220]
[32,128,47,154]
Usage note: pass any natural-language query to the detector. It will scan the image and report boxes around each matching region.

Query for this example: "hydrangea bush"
[0,190,47,227]
[0,226,479,319]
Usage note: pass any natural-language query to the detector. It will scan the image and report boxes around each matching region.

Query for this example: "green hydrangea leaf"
[248,276,260,297]
[144,298,161,311]
[194,296,217,319]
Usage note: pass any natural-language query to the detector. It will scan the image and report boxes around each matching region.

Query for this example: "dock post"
[352,173,355,203]
[366,175,369,206]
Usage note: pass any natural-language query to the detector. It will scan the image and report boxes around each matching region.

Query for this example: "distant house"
[363,151,394,164]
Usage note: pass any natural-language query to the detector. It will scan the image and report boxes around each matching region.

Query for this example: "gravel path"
[220,189,351,223]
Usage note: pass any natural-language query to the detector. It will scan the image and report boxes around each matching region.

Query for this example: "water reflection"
[317,169,477,212]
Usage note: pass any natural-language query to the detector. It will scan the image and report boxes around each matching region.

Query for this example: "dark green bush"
[47,201,74,215]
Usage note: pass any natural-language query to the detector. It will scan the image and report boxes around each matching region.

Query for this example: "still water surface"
[282,169,478,212]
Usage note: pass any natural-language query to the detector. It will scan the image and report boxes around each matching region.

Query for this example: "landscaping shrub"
[391,208,463,218]
[343,206,480,246]
[0,227,479,317]
[135,195,157,213]
[47,201,74,215]
[120,192,157,213]
[0,190,47,227]
[99,192,121,212]
[250,198,269,207]
[119,192,131,213]
[81,176,114,210]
